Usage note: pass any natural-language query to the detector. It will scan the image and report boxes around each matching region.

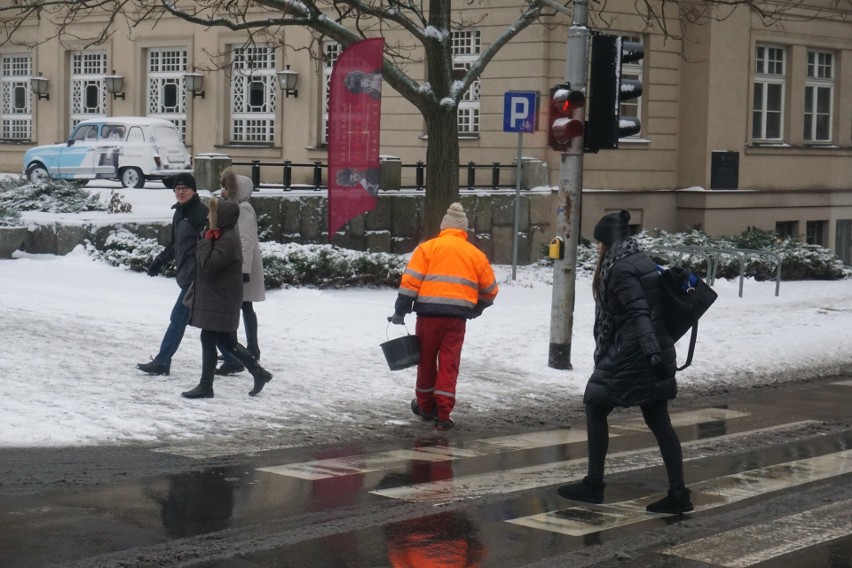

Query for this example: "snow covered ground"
[1,182,850,452]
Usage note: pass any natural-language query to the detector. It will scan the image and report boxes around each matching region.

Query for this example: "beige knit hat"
[440,202,469,231]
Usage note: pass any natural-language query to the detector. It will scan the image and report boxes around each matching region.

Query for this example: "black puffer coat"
[189,200,243,332]
[583,246,677,408]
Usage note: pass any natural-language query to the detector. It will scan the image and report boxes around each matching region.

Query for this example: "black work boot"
[137,360,170,376]
[646,488,694,514]
[410,399,436,421]
[181,377,214,399]
[229,343,273,396]
[557,476,606,504]
[244,310,260,361]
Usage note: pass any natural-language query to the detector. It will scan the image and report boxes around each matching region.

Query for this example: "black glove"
[146,258,163,277]
[243,273,250,283]
[387,313,405,325]
[649,353,665,376]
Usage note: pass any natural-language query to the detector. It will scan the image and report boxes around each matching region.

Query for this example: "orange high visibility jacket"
[395,228,498,319]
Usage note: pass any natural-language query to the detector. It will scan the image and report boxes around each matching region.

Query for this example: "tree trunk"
[422,105,460,239]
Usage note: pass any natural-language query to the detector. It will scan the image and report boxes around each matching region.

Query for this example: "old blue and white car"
[23,117,193,188]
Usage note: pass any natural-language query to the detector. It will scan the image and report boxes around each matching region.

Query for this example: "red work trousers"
[414,316,466,422]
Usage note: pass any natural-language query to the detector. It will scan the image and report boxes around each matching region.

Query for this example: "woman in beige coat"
[215,167,266,375]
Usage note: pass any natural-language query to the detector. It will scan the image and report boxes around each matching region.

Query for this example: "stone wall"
[19,191,557,265]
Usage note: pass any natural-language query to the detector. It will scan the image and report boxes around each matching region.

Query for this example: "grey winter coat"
[232,175,265,302]
[189,200,243,332]
[583,245,677,408]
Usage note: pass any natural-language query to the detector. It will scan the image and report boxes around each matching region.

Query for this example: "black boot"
[181,377,214,398]
[243,307,260,361]
[646,487,693,514]
[137,359,170,376]
[215,361,245,375]
[557,476,606,504]
[230,343,273,396]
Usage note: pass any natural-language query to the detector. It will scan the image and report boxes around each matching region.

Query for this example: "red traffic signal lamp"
[585,34,645,152]
[547,83,586,151]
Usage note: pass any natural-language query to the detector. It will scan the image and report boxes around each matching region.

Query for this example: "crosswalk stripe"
[256,408,750,480]
[370,421,818,503]
[506,449,852,536]
[662,498,852,567]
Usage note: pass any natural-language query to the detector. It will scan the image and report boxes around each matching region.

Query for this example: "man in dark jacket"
[136,173,208,376]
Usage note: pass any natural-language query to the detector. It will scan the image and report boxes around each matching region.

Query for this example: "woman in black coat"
[557,210,693,515]
[181,198,273,399]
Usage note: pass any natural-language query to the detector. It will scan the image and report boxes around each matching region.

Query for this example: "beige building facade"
[1,0,850,262]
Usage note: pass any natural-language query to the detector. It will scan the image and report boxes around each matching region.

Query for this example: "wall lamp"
[277,65,299,98]
[183,70,205,99]
[30,72,50,101]
[104,70,125,100]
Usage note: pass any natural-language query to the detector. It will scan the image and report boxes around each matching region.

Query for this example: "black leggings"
[585,400,685,491]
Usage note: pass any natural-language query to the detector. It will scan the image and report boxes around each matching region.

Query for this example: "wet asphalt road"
[1,374,850,568]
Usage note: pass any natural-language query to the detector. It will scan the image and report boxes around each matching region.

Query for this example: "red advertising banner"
[327,38,384,238]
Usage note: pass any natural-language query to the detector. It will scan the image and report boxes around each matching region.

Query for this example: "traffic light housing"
[547,83,586,151]
[585,34,644,152]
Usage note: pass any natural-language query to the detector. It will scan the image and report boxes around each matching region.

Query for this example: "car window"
[71,125,98,141]
[127,126,145,142]
[153,125,181,144]
[103,125,126,140]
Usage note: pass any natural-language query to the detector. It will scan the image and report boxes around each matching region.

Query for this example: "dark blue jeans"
[153,286,190,366]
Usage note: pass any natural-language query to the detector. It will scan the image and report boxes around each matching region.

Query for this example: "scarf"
[593,236,642,361]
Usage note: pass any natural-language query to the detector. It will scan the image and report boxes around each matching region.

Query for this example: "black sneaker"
[215,362,245,375]
[646,488,694,514]
[557,476,606,504]
[434,419,455,431]
[410,399,436,421]
[137,360,170,376]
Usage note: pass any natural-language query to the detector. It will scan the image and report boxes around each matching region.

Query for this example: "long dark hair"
[591,243,609,302]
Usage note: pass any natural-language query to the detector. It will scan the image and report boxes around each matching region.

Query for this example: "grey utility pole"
[547,0,589,369]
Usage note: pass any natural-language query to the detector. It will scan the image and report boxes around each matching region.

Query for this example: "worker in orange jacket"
[389,202,499,431]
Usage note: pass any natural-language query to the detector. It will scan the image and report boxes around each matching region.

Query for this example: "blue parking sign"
[503,91,537,133]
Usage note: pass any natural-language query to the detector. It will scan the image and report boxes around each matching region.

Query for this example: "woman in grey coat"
[181,198,273,399]
[556,210,692,515]
[215,167,266,374]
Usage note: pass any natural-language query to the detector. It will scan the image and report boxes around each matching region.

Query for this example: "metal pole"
[548,0,589,369]
[512,132,523,279]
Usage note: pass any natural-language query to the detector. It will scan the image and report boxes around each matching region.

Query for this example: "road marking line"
[256,408,751,480]
[507,449,852,536]
[370,421,818,503]
[662,498,852,567]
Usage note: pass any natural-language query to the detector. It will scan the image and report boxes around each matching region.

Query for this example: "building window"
[70,50,108,130]
[147,48,188,140]
[805,220,826,246]
[836,220,852,265]
[0,54,32,141]
[230,45,277,143]
[804,50,832,143]
[752,45,785,142]
[620,35,643,139]
[322,41,342,145]
[452,30,480,136]
[775,220,798,240]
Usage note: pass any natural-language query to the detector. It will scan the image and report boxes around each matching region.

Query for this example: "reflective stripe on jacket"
[396,228,498,319]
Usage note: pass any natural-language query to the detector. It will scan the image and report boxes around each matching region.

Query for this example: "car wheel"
[26,163,50,182]
[120,167,145,189]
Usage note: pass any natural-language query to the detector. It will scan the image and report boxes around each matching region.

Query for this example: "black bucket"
[381,325,420,371]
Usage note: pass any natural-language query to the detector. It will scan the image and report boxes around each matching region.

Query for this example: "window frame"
[452,30,481,137]
[752,44,786,143]
[0,53,33,141]
[619,35,644,140]
[147,47,189,141]
[321,41,342,146]
[803,49,833,144]
[229,44,277,144]
[70,50,108,131]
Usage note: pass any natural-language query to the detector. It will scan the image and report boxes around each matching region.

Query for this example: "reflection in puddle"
[385,511,487,568]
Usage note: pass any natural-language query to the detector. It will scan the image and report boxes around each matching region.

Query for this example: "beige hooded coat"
[222,169,265,302]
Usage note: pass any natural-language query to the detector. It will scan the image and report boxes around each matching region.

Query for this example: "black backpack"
[656,265,718,371]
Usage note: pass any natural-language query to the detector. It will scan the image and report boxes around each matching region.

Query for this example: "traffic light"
[547,83,586,151]
[585,34,644,152]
